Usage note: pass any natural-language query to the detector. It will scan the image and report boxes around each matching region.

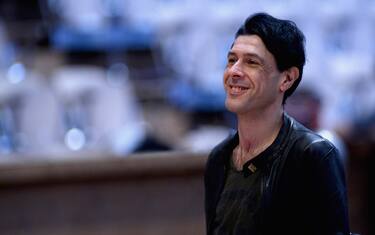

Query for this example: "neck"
[237,105,284,157]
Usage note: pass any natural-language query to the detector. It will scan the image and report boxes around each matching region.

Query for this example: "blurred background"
[0,0,374,234]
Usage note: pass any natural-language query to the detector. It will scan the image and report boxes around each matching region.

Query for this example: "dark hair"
[235,12,306,103]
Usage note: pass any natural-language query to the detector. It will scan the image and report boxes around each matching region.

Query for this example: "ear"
[279,67,299,92]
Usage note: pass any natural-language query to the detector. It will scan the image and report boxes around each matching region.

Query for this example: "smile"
[228,85,249,95]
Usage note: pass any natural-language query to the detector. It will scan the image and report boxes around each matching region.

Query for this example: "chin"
[225,99,244,113]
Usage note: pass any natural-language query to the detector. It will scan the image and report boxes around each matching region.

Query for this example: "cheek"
[223,71,230,87]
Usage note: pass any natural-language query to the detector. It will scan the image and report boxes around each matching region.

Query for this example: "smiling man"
[204,13,350,235]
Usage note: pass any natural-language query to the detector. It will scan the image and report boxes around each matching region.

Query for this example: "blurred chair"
[51,65,143,154]
[50,64,170,156]
[39,0,156,52]
[0,63,62,156]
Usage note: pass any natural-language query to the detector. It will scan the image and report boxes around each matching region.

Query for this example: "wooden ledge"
[0,151,208,186]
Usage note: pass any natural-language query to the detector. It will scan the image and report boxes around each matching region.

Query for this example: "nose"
[228,60,244,78]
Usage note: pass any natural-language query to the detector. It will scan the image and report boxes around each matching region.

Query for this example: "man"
[204,13,350,235]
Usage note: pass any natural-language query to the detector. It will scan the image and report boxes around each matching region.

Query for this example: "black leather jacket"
[204,113,350,235]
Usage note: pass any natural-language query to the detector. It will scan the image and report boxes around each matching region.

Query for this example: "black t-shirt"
[213,158,263,235]
[212,121,287,235]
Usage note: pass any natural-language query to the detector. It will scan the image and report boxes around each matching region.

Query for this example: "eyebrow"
[227,51,265,64]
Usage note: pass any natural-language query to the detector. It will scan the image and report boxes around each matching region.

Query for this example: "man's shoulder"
[288,116,338,160]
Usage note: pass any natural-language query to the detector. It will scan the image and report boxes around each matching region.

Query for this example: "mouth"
[228,84,249,95]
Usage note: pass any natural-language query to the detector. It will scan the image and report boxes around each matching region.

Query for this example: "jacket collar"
[218,112,294,167]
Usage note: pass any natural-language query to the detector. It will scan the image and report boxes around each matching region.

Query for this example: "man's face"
[223,35,284,115]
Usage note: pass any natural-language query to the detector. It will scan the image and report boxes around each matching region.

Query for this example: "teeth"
[230,85,247,92]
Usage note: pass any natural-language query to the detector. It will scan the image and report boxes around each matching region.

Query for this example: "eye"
[246,59,259,65]
[227,56,237,65]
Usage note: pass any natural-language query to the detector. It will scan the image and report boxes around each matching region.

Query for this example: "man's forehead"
[229,35,269,57]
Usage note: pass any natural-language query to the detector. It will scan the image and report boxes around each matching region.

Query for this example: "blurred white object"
[51,65,146,155]
[0,67,61,156]
[0,76,25,154]
[178,125,231,153]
